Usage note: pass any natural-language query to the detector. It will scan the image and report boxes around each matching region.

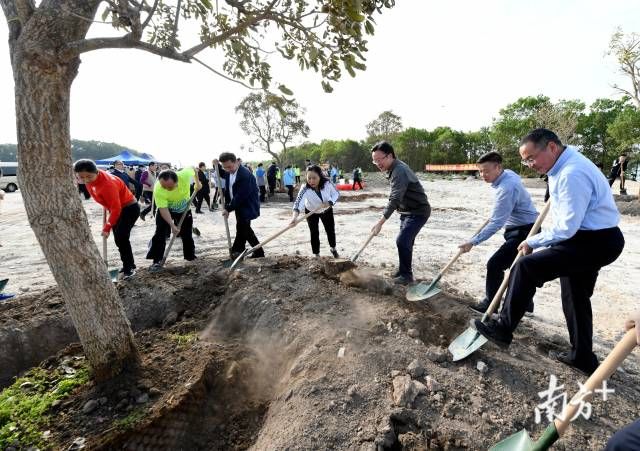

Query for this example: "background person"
[291,164,340,258]
[146,167,200,269]
[370,141,431,285]
[217,152,264,259]
[74,159,139,279]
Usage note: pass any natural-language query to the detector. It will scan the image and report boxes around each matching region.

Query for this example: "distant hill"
[0,140,147,162]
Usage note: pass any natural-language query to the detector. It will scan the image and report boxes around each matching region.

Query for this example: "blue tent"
[95,150,153,166]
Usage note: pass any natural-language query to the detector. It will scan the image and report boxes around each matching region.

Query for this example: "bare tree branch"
[67,35,191,62]
[182,0,279,57]
[192,56,260,90]
[140,0,158,30]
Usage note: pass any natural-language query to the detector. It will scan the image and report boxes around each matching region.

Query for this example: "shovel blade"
[448,326,488,361]
[108,269,120,283]
[0,278,8,293]
[489,429,534,451]
[193,227,201,237]
[405,280,441,302]
[229,249,249,270]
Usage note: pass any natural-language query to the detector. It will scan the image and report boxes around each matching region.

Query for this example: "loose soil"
[2,256,640,450]
[2,176,640,450]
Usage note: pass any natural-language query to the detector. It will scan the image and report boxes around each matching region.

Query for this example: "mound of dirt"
[3,256,640,450]
[614,195,640,216]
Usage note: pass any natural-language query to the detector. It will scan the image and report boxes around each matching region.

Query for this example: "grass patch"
[0,361,89,449]
[168,332,198,347]
[113,408,146,430]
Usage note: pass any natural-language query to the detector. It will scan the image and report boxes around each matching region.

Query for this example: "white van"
[0,162,19,192]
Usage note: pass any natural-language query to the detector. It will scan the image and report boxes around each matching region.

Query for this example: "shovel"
[229,205,325,270]
[213,163,234,267]
[102,209,120,282]
[0,279,8,293]
[156,187,200,269]
[351,231,376,263]
[406,217,490,302]
[448,199,551,362]
[490,328,637,450]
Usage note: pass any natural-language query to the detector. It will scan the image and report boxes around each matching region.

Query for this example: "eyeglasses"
[372,154,390,164]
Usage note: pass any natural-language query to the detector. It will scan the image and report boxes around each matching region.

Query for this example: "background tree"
[0,0,395,380]
[366,110,403,142]
[532,99,585,144]
[577,97,631,167]
[275,100,310,156]
[609,29,640,108]
[236,92,281,166]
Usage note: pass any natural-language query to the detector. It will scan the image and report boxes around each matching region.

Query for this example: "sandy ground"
[1,177,639,356]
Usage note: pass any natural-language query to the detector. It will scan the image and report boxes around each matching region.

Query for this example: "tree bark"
[9,2,139,381]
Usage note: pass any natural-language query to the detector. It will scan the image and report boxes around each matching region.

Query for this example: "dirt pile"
[2,256,640,450]
[614,194,640,216]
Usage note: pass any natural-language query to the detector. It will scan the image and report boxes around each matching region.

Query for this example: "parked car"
[0,162,18,192]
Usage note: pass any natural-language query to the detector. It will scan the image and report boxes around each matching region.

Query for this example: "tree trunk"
[10,8,139,381]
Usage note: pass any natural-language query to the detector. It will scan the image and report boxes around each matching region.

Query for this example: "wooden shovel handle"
[161,187,200,265]
[245,205,325,254]
[481,199,551,321]
[554,329,637,436]
[102,209,108,264]
[436,217,491,278]
[352,232,376,262]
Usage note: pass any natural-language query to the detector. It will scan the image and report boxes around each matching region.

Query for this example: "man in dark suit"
[215,152,264,258]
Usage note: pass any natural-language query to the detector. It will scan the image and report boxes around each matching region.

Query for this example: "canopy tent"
[95,150,154,166]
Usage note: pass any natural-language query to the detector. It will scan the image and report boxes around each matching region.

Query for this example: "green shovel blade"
[405,276,442,302]
[448,326,488,361]
[0,279,8,293]
[108,269,120,283]
[490,424,559,451]
[490,429,534,451]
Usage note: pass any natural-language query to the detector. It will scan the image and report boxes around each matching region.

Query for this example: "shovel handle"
[351,232,376,263]
[554,329,637,436]
[436,217,491,278]
[481,199,551,322]
[214,163,233,252]
[102,209,108,264]
[244,205,325,255]
[160,187,200,266]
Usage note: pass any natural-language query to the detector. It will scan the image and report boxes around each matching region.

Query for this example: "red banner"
[424,164,477,172]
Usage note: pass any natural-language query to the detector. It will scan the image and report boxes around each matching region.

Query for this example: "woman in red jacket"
[74,159,140,278]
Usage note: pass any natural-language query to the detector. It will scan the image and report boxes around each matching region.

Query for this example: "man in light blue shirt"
[458,151,538,314]
[474,129,624,376]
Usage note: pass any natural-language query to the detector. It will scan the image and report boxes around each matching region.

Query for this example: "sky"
[0,0,639,165]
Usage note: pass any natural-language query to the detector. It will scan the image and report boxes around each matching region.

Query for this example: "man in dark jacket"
[267,161,278,197]
[370,142,431,285]
[195,162,211,213]
[110,160,141,198]
[215,152,264,258]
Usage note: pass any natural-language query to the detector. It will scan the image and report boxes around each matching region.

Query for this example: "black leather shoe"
[473,319,512,349]
[552,351,598,376]
[470,298,491,314]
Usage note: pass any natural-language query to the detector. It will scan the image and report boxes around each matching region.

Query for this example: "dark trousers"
[78,184,90,200]
[295,176,300,183]
[397,214,429,278]
[305,208,336,255]
[146,209,196,263]
[232,214,264,257]
[286,185,294,202]
[142,191,153,204]
[500,227,624,368]
[259,185,267,202]
[352,180,363,190]
[268,177,276,195]
[195,190,210,212]
[605,419,640,451]
[484,224,534,303]
[113,203,140,272]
